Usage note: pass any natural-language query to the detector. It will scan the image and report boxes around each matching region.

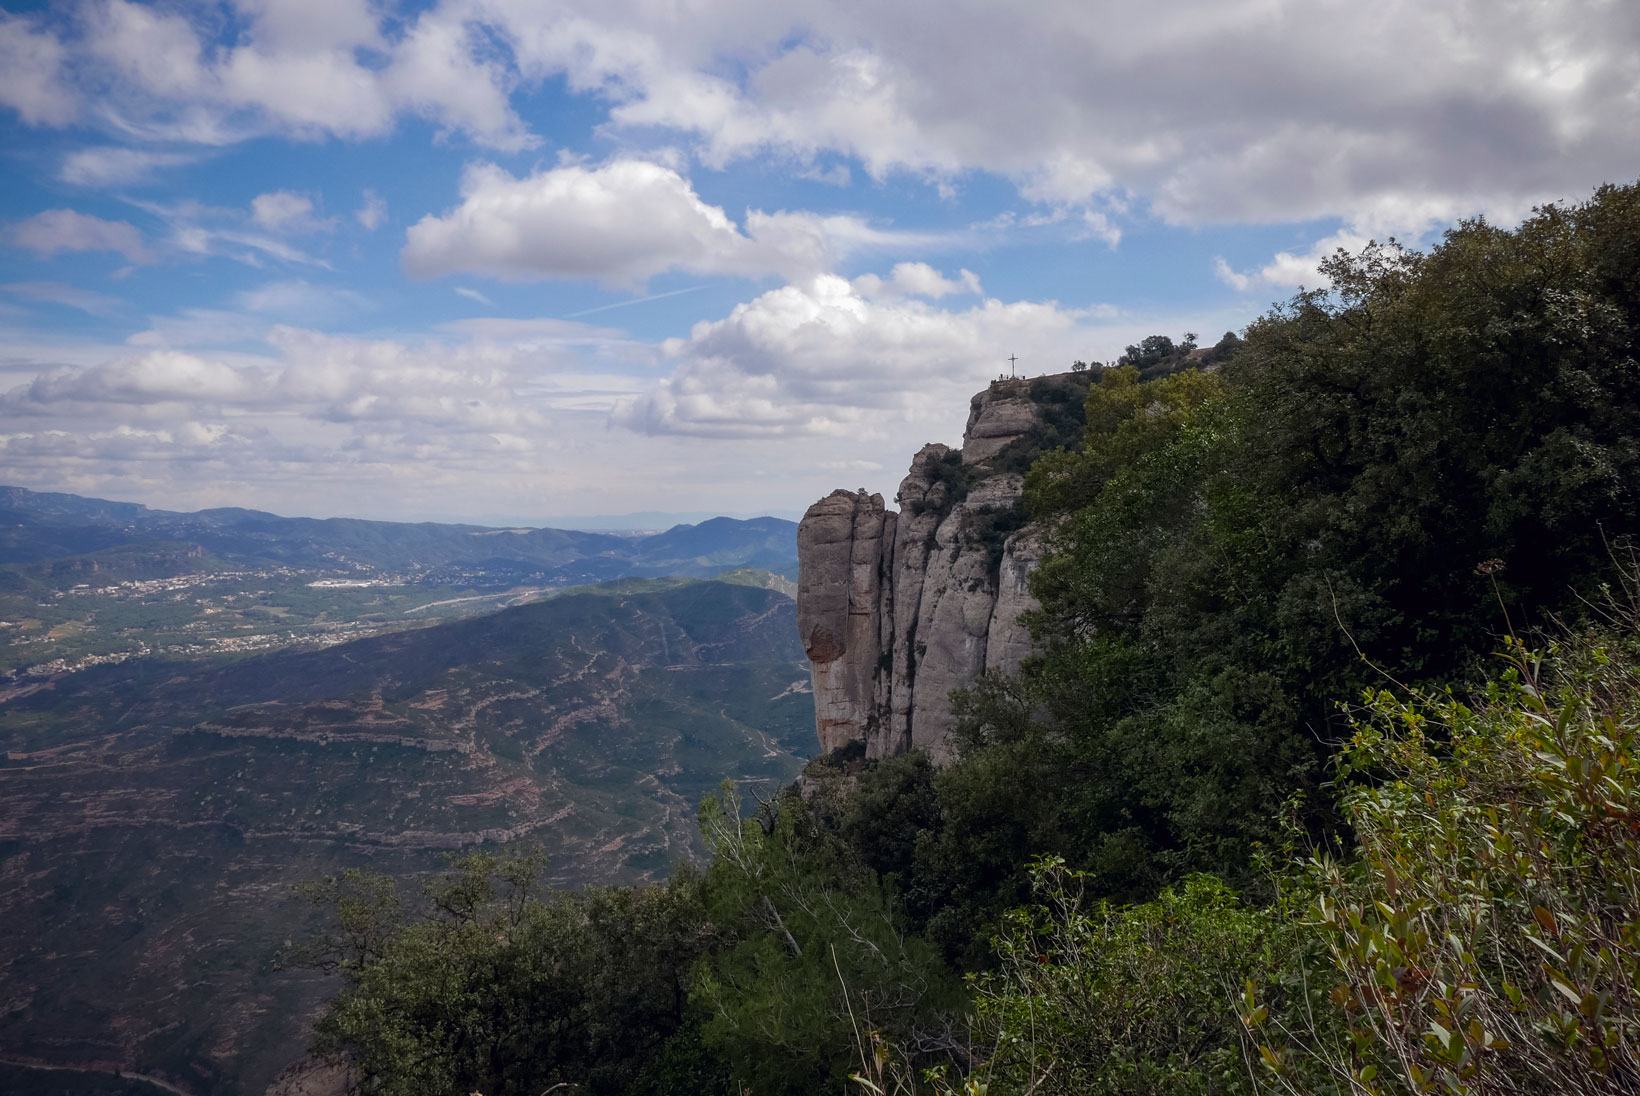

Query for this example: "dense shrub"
[690,783,965,1095]
[303,851,707,1096]
[969,861,1281,1096]
[1247,625,1640,1094]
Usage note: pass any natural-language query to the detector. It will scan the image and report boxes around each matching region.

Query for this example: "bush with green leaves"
[846,857,1306,1096]
[1246,626,1640,1094]
[302,849,709,1096]
[967,858,1283,1096]
[691,782,965,1095]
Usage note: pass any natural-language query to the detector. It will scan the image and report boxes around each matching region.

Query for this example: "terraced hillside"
[0,579,812,1094]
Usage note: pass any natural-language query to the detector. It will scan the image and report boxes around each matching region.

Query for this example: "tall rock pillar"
[795,490,890,753]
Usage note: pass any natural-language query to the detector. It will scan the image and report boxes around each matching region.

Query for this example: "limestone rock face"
[962,384,1043,463]
[986,526,1044,673]
[796,376,1073,760]
[797,489,889,754]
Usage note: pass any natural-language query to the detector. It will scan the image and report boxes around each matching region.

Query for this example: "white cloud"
[83,0,211,102]
[59,147,200,187]
[126,308,267,349]
[1213,226,1378,292]
[1,320,641,430]
[176,226,329,267]
[0,281,127,317]
[232,279,370,318]
[1078,210,1122,248]
[612,274,1091,438]
[10,350,265,408]
[0,282,1245,518]
[798,163,853,187]
[67,0,531,149]
[1212,257,1253,293]
[851,262,981,300]
[356,190,388,231]
[234,0,382,53]
[455,287,495,306]
[7,1,1635,240]
[0,13,78,125]
[122,197,331,268]
[403,159,933,287]
[476,0,1640,233]
[250,191,332,233]
[0,317,674,521]
[9,209,152,263]
[610,273,1254,446]
[381,7,534,150]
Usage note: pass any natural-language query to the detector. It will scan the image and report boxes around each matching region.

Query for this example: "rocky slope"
[797,373,1087,761]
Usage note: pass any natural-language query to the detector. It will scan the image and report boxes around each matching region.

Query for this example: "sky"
[0,1,1636,525]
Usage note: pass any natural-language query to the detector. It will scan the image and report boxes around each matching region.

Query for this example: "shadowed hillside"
[0,579,812,1094]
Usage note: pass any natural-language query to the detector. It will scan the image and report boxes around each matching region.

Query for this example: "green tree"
[304,850,708,1096]
[692,782,965,1095]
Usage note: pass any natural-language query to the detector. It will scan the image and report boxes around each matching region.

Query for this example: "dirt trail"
[0,1058,194,1096]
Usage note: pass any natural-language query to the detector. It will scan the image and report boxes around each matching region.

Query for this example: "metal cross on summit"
[1007,353,1018,379]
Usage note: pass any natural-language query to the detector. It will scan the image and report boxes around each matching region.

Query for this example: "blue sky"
[1,0,1636,524]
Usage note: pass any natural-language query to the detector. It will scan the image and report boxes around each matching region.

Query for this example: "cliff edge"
[797,373,1087,761]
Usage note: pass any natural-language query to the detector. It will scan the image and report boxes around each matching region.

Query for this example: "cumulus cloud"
[234,0,381,53]
[250,191,332,233]
[0,13,78,125]
[0,281,1244,518]
[609,273,1256,444]
[1078,211,1122,248]
[1213,226,1381,292]
[45,0,532,149]
[570,0,1640,229]
[403,159,932,286]
[9,209,152,263]
[9,350,266,409]
[852,262,981,300]
[612,274,1091,438]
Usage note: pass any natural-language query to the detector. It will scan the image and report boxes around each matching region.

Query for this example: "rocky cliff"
[797,373,1087,761]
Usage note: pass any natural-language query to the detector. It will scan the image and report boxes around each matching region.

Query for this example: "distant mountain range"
[503,508,806,532]
[0,486,799,586]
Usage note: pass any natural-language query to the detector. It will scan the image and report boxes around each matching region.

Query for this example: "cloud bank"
[3,0,1632,233]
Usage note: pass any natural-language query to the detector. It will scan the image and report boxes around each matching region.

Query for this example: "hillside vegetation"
[299,182,1640,1094]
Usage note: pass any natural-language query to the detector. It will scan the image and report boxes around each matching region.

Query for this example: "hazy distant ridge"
[0,486,798,582]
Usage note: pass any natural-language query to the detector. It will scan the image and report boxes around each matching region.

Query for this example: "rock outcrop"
[798,374,1082,761]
